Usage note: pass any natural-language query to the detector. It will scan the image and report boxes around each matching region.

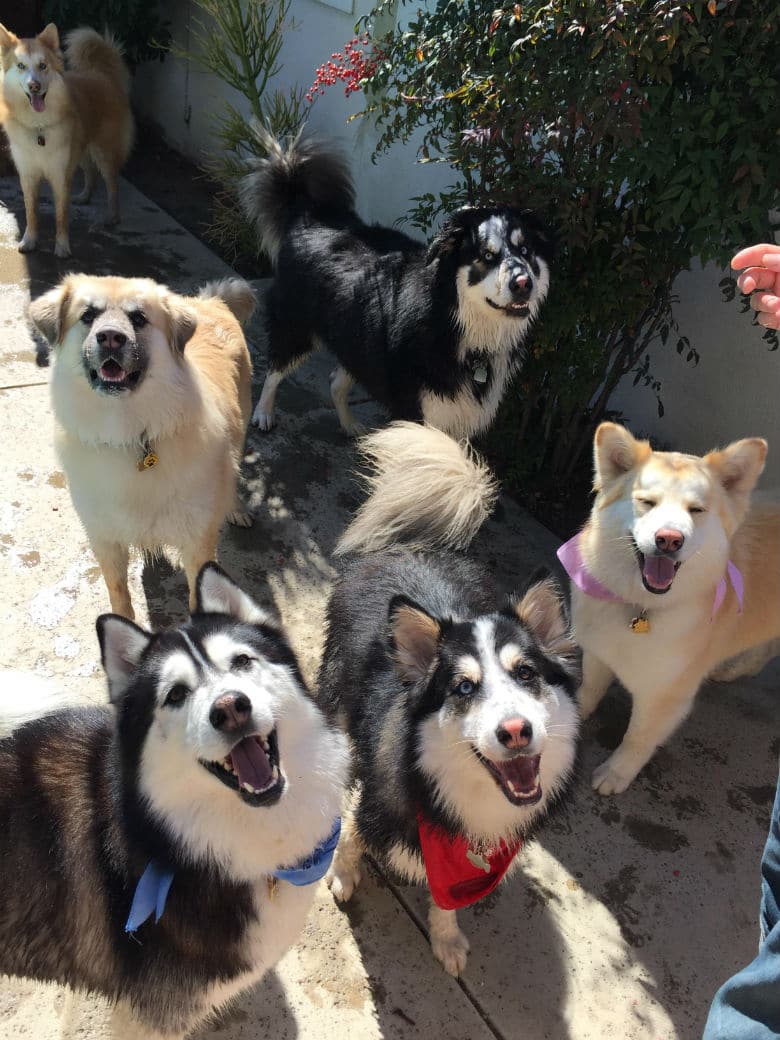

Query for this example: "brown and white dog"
[0,23,133,257]
[29,275,255,619]
[559,422,779,794]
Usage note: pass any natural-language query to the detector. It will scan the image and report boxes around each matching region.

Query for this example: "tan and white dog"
[29,275,255,619]
[559,422,779,795]
[0,23,133,257]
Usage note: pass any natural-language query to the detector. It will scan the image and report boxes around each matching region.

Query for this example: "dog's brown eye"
[39,62,47,71]
[689,506,705,514]
[514,665,535,682]
[637,498,656,508]
[165,683,189,706]
[231,653,253,671]
[17,62,25,70]
[128,310,147,330]
[81,307,98,324]
[519,245,529,257]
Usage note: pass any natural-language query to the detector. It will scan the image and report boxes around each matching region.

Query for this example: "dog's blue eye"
[520,245,529,257]
[456,679,475,696]
[514,665,535,682]
[164,683,189,706]
[231,653,253,671]
[482,250,495,262]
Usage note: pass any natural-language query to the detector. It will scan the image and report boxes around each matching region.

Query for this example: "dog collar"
[125,818,341,932]
[557,533,744,619]
[417,811,522,911]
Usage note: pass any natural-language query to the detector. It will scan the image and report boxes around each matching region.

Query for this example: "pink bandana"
[556,533,744,620]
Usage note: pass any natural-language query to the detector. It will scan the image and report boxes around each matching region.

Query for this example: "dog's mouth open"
[26,91,46,114]
[474,749,542,806]
[88,358,144,394]
[485,298,531,318]
[634,542,682,595]
[200,730,285,807]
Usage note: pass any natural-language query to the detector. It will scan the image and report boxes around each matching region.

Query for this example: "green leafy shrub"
[355,0,780,490]
[43,0,170,65]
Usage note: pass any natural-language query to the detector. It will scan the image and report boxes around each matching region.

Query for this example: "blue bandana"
[125,818,341,932]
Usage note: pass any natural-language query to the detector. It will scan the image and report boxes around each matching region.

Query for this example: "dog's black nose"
[209,692,252,732]
[510,272,532,299]
[96,329,128,352]
[496,717,533,749]
[29,80,42,94]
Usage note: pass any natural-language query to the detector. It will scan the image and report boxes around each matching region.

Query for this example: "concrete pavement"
[0,174,777,1040]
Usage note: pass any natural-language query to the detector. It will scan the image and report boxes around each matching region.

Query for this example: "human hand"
[731,243,780,331]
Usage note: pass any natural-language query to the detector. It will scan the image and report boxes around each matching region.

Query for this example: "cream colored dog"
[29,275,255,619]
[0,23,133,257]
[559,422,779,794]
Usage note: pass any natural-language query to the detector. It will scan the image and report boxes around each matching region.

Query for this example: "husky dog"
[0,23,134,257]
[240,130,552,439]
[320,423,579,976]
[558,422,779,795]
[0,564,348,1039]
[29,274,256,620]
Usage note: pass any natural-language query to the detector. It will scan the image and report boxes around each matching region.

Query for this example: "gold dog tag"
[629,614,650,634]
[138,451,158,472]
[267,876,278,899]
[466,849,491,874]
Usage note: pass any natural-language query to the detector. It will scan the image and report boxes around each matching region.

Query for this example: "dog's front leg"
[578,651,615,720]
[326,804,364,902]
[428,901,470,977]
[50,169,73,258]
[92,539,133,620]
[591,678,699,795]
[18,172,41,253]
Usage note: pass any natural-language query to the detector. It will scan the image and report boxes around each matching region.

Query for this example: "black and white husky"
[320,423,580,976]
[0,565,348,1039]
[240,130,552,439]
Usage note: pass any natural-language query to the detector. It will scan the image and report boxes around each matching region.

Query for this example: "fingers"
[736,267,779,294]
[731,243,780,271]
[751,292,780,331]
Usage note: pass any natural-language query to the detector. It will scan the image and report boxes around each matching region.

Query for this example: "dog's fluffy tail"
[64,28,131,94]
[336,423,498,556]
[239,126,355,265]
[199,278,257,326]
[0,671,81,738]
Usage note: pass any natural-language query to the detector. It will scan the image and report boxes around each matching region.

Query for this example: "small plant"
[42,0,170,65]
[187,0,306,263]
[348,0,779,494]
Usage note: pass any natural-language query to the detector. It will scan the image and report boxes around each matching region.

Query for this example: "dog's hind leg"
[253,368,285,431]
[428,902,470,977]
[93,539,133,620]
[577,652,615,720]
[73,160,97,205]
[326,804,365,902]
[182,527,220,613]
[95,152,121,226]
[330,366,365,437]
[18,172,41,253]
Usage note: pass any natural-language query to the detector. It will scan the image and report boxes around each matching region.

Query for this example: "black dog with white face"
[241,132,552,439]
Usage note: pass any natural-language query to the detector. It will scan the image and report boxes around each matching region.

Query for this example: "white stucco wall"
[132,1,780,486]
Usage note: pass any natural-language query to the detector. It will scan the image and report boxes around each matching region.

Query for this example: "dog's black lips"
[200,729,285,807]
[485,298,530,317]
[473,748,543,806]
[632,538,682,595]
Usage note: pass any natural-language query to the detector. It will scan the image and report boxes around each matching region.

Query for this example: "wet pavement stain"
[670,795,706,821]
[602,865,646,948]
[18,551,40,568]
[682,736,728,766]
[47,471,66,489]
[623,816,690,853]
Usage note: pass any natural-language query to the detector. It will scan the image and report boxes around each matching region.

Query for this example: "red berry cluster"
[307,34,380,102]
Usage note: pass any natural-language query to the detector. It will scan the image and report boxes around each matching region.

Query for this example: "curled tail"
[0,671,81,738]
[64,28,131,94]
[336,423,498,556]
[198,278,256,326]
[239,125,355,265]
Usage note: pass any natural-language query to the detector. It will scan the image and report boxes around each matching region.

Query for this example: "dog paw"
[591,756,636,796]
[54,240,72,259]
[227,508,253,528]
[326,861,362,903]
[252,408,275,432]
[18,235,37,253]
[431,929,470,977]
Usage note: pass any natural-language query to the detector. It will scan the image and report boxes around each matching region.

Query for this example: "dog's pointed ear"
[388,596,443,682]
[705,438,767,499]
[37,23,60,52]
[97,615,153,703]
[593,422,650,488]
[510,576,572,653]
[0,23,19,49]
[426,209,471,264]
[28,283,72,346]
[161,291,197,353]
[196,563,273,626]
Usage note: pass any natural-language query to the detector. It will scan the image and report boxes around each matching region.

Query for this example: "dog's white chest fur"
[419,351,513,439]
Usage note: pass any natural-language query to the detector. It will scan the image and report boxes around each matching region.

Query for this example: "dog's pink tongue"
[496,754,540,793]
[229,737,272,790]
[643,555,676,590]
[30,95,45,114]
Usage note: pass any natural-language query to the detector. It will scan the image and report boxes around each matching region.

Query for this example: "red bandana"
[417,811,523,910]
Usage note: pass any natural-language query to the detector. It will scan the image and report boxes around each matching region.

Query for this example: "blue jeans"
[703,770,780,1038]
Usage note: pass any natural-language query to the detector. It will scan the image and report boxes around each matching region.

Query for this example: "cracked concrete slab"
[0,174,777,1040]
